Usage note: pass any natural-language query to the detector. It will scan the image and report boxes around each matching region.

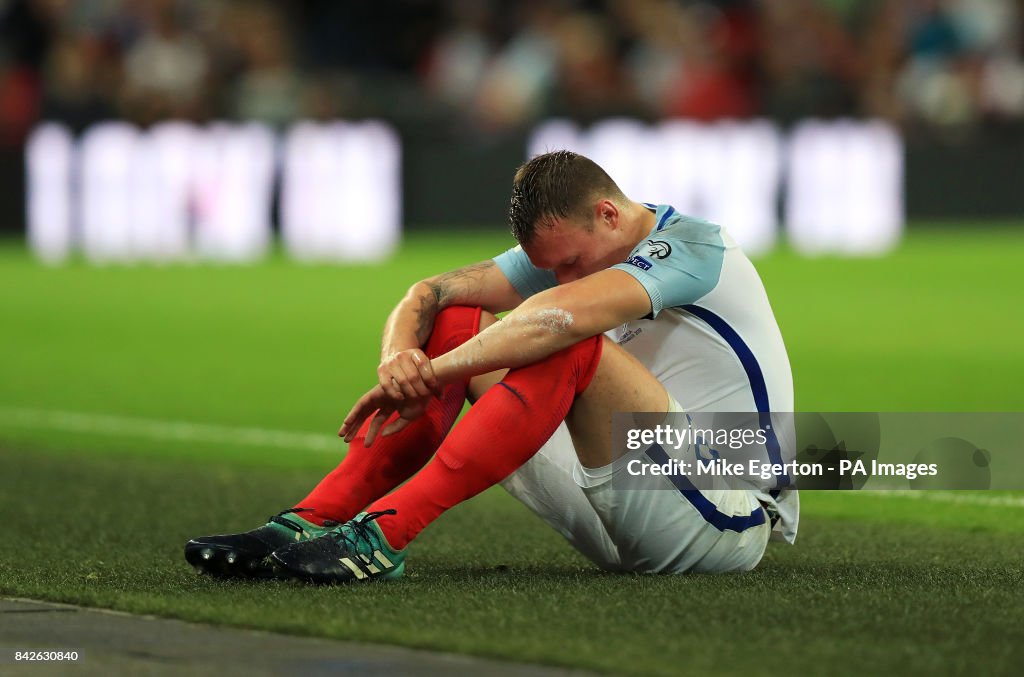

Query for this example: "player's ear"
[595,199,619,229]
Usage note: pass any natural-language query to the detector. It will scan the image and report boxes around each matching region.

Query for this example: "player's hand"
[338,385,429,447]
[377,348,440,400]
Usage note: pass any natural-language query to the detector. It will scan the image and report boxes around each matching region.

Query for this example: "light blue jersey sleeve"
[493,245,558,300]
[611,205,726,318]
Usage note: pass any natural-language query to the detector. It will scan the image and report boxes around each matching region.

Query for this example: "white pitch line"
[0,406,340,452]
[2,406,1023,509]
[861,490,1024,508]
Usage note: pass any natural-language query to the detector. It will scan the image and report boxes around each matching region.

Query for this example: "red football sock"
[296,306,482,524]
[369,335,603,549]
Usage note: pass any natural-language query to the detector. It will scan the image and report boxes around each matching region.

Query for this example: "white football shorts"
[500,396,771,574]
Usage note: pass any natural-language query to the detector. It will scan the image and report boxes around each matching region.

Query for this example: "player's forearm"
[430,292,592,383]
[380,281,439,360]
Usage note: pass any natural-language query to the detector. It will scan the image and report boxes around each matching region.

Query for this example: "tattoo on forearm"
[428,260,495,307]
[413,261,495,345]
[413,292,437,345]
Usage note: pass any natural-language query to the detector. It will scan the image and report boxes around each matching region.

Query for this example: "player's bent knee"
[425,306,488,359]
[431,305,483,341]
[468,333,598,403]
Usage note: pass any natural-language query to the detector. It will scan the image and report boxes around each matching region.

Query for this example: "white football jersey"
[494,204,798,543]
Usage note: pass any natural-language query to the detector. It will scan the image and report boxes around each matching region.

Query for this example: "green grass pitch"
[1,225,1023,675]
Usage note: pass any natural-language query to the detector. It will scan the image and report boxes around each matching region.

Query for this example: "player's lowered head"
[509,150,657,285]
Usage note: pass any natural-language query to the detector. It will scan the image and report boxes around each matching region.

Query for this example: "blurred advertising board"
[27,121,401,264]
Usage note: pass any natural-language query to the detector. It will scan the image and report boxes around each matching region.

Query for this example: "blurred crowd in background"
[2,0,1024,148]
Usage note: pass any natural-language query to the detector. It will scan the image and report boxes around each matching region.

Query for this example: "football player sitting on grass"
[185,150,797,582]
